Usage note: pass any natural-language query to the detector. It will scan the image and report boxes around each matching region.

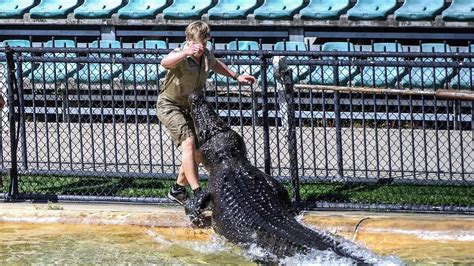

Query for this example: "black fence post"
[5,46,19,201]
[274,57,300,202]
[333,55,344,180]
[260,53,272,175]
[16,61,28,171]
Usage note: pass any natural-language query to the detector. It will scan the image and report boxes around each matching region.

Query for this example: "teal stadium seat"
[74,0,124,19]
[0,0,36,18]
[394,0,445,21]
[306,42,359,86]
[32,40,80,83]
[122,40,167,84]
[215,41,260,85]
[117,0,168,19]
[442,0,474,22]
[347,0,398,20]
[76,40,123,83]
[254,0,305,20]
[451,45,474,90]
[267,41,310,86]
[353,43,407,87]
[208,0,258,20]
[30,0,81,19]
[163,0,213,19]
[401,43,455,89]
[1,40,35,76]
[300,0,350,20]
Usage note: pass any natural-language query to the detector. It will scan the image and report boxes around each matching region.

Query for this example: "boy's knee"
[181,135,196,152]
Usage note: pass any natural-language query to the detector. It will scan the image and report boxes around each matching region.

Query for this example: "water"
[1,222,473,264]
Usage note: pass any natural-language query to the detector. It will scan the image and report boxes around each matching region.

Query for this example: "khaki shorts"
[156,96,197,148]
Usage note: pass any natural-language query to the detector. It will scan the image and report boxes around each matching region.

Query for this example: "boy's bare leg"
[180,136,201,190]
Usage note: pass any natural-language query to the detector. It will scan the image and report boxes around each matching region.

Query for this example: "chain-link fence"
[1,40,473,212]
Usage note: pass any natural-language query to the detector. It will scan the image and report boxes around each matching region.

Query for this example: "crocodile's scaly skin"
[188,93,369,263]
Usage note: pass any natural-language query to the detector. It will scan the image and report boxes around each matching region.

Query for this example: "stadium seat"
[117,0,168,19]
[442,0,474,22]
[347,0,398,20]
[254,0,305,20]
[215,41,260,85]
[1,40,35,76]
[162,0,213,19]
[122,40,167,84]
[208,0,259,20]
[401,43,455,89]
[394,0,445,21]
[76,40,123,83]
[299,0,350,20]
[31,40,80,83]
[0,0,36,19]
[352,43,407,87]
[30,0,80,19]
[305,42,359,86]
[267,41,310,86]
[74,0,124,19]
[450,45,474,89]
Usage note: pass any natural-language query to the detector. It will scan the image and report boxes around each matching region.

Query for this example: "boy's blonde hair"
[185,21,211,43]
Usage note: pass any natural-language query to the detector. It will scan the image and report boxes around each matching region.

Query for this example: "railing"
[1,44,472,212]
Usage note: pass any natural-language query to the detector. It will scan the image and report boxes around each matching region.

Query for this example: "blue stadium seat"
[122,40,167,84]
[352,43,407,87]
[76,40,123,83]
[305,42,359,86]
[254,0,305,20]
[208,0,258,20]
[30,0,80,19]
[450,45,474,90]
[0,0,36,18]
[74,0,124,19]
[300,0,350,20]
[117,0,168,19]
[401,43,455,89]
[1,40,35,76]
[215,41,260,85]
[347,0,398,20]
[394,0,445,21]
[267,41,310,86]
[442,0,474,22]
[31,40,80,83]
[163,0,213,19]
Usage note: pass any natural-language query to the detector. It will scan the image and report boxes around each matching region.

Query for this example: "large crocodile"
[186,93,376,263]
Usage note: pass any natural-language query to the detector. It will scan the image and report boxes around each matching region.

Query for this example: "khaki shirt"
[160,44,217,108]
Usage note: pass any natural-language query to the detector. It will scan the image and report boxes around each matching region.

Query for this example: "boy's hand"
[237,75,257,85]
[185,41,204,57]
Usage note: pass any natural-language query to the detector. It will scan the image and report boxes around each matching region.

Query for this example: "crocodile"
[186,92,375,263]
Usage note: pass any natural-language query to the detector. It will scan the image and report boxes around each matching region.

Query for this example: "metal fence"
[1,41,473,212]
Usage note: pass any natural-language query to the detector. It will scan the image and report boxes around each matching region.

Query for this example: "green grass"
[1,175,473,207]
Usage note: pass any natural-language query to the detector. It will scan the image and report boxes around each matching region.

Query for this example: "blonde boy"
[158,21,256,204]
